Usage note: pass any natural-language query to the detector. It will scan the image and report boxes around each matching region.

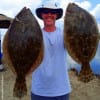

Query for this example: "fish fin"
[78,62,94,82]
[13,76,27,98]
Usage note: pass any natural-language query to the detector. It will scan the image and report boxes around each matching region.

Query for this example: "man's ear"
[56,13,58,19]
[41,13,44,19]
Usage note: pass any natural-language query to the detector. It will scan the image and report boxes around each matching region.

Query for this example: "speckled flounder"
[64,3,99,82]
[2,7,43,98]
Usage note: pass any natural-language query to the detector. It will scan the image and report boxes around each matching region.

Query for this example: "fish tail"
[13,76,27,98]
[78,62,94,82]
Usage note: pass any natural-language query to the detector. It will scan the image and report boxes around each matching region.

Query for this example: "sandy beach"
[0,66,100,100]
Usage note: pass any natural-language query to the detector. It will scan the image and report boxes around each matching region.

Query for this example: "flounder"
[64,3,99,82]
[2,7,43,98]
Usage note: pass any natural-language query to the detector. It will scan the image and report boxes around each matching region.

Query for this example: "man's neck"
[43,26,56,32]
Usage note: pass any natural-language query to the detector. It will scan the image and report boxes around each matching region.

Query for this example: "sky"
[0,0,100,40]
[0,0,100,68]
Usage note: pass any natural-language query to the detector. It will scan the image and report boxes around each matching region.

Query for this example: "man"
[31,1,71,100]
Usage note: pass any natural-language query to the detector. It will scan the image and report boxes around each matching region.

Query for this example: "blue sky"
[0,0,100,38]
[88,0,99,7]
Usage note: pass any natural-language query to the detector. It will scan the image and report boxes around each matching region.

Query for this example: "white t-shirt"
[31,27,71,97]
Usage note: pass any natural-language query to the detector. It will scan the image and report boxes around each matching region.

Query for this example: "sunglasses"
[42,9,57,14]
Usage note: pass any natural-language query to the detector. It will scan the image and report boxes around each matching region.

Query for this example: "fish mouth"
[67,3,75,13]
[14,6,32,23]
[23,7,30,11]
[67,3,79,14]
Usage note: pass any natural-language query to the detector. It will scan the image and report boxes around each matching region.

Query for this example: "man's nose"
[47,13,52,16]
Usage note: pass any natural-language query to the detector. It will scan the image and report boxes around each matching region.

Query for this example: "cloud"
[0,0,97,20]
[0,0,100,32]
[0,0,42,17]
[91,4,100,19]
[1,0,100,52]
[75,0,91,10]
[54,0,92,22]
[0,0,42,39]
[98,23,100,33]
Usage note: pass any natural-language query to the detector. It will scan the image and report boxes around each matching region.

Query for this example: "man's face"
[41,10,57,26]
